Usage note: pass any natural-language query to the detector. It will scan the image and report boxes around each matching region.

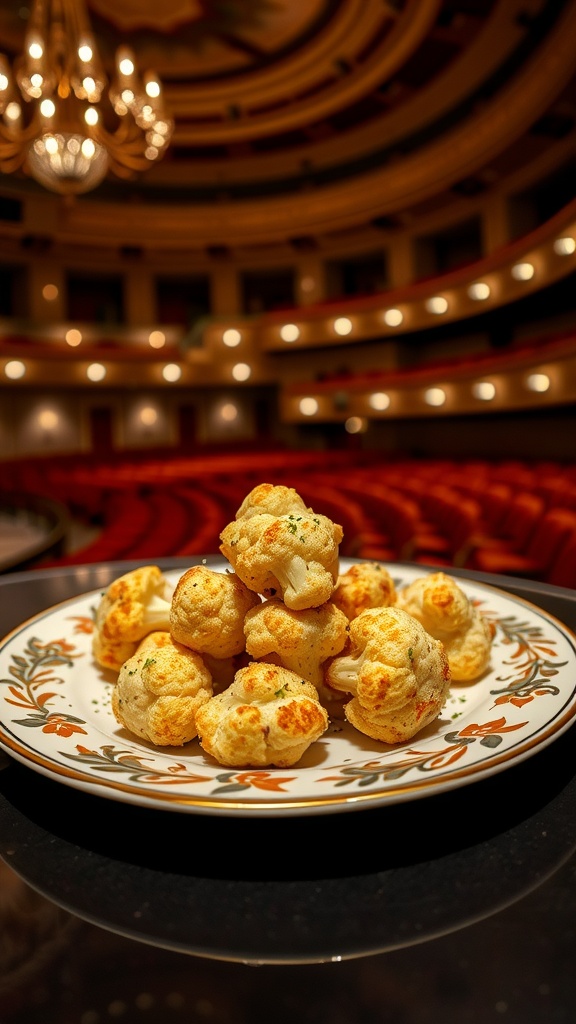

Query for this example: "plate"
[0,559,575,817]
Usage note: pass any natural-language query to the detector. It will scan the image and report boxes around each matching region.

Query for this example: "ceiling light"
[526,373,550,393]
[86,362,106,381]
[554,236,576,255]
[140,406,158,426]
[4,360,26,379]
[299,397,319,416]
[280,323,300,342]
[42,283,58,301]
[38,409,58,429]
[424,387,446,406]
[222,328,242,347]
[65,328,82,346]
[383,308,403,327]
[162,363,182,382]
[333,317,352,336]
[232,362,251,381]
[472,381,496,401]
[369,391,390,411]
[511,262,535,281]
[220,402,238,423]
[345,416,366,434]
[425,297,448,314]
[468,282,491,300]
[0,0,173,195]
[148,330,165,349]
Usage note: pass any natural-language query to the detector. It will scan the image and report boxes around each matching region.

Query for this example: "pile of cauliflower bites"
[92,483,494,767]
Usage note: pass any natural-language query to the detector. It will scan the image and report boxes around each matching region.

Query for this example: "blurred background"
[0,0,575,580]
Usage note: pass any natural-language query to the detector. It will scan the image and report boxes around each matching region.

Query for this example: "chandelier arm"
[0,152,27,172]
[90,119,167,172]
[0,117,43,146]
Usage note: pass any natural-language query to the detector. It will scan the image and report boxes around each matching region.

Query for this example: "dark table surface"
[0,558,575,1023]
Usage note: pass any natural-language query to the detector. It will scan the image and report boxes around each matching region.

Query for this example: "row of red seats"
[4,451,576,587]
[339,464,576,588]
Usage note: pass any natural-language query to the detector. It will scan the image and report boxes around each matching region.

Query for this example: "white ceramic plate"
[0,559,575,817]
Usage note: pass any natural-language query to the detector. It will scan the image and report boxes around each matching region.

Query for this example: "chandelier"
[0,0,174,195]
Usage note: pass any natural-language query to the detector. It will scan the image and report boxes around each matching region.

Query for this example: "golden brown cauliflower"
[325,606,451,743]
[243,598,349,698]
[220,504,342,612]
[234,482,310,520]
[92,633,140,674]
[169,565,260,659]
[396,571,494,681]
[195,661,329,767]
[111,631,213,746]
[331,561,397,620]
[220,482,343,610]
[92,565,173,671]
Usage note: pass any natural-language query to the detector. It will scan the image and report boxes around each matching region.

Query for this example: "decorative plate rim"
[0,558,575,818]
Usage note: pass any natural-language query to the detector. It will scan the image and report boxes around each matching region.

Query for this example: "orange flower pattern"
[0,636,86,737]
[0,595,572,798]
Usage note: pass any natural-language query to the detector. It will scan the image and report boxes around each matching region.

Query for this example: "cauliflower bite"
[331,561,397,621]
[220,509,343,610]
[112,631,213,746]
[243,598,349,697]
[396,571,493,681]
[92,565,173,671]
[92,633,139,674]
[325,606,451,744]
[195,661,329,767]
[234,482,310,520]
[170,565,260,659]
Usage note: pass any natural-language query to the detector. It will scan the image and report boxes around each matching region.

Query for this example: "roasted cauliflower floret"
[92,633,140,674]
[396,571,493,681]
[170,565,260,659]
[92,565,173,671]
[325,606,451,744]
[235,482,310,520]
[195,662,329,767]
[220,510,342,610]
[243,598,349,697]
[111,631,213,746]
[331,561,397,621]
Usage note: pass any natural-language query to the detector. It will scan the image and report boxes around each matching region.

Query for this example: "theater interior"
[0,0,576,580]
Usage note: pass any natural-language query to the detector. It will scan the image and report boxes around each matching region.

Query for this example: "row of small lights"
[220,236,576,345]
[296,372,553,419]
[33,401,242,432]
[60,327,169,349]
[15,234,573,387]
[2,359,176,381]
[2,359,253,382]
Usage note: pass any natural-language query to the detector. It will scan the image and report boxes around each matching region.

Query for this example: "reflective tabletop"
[0,558,575,1022]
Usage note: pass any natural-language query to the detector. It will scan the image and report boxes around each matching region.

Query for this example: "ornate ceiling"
[0,0,575,255]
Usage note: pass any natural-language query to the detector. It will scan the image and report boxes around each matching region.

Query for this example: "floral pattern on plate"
[0,560,575,817]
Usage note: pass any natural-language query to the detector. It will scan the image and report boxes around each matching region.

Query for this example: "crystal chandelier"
[0,0,174,195]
